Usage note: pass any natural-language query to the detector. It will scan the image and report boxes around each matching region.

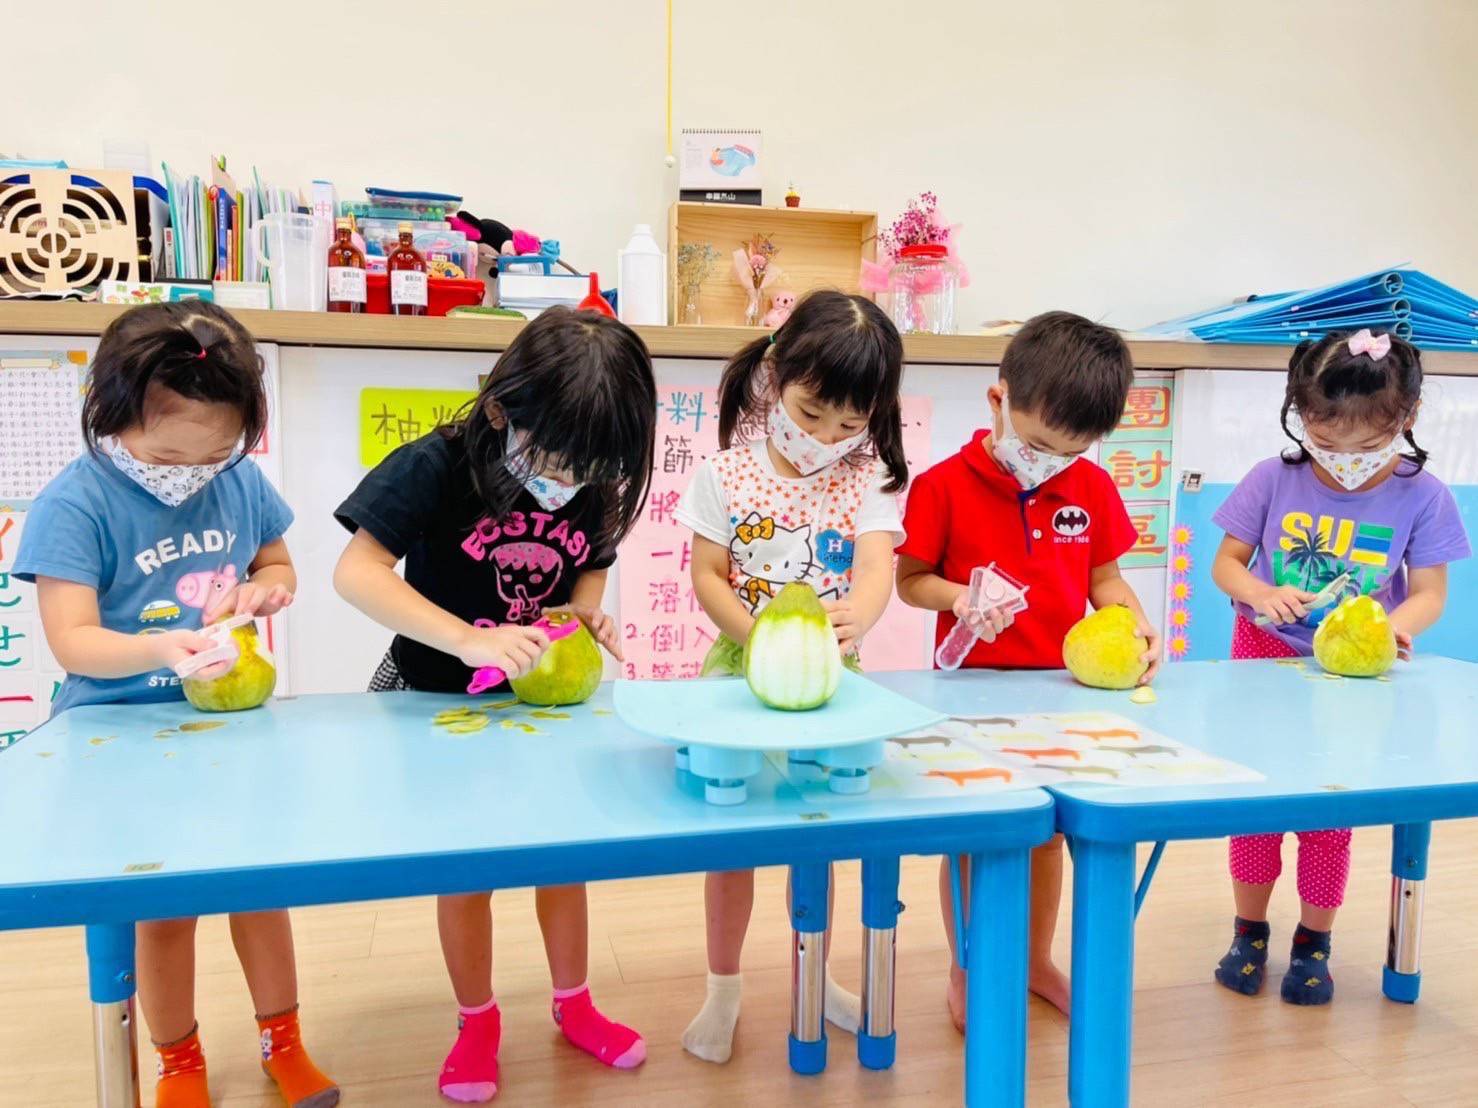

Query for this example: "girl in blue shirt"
[15,303,335,1108]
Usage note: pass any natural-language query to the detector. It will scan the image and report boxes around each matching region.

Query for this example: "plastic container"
[255,212,327,311]
[366,273,486,316]
[887,243,958,335]
[617,223,666,325]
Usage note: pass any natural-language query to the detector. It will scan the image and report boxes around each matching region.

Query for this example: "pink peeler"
[466,610,581,694]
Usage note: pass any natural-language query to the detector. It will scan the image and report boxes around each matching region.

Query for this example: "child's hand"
[569,605,623,661]
[1394,628,1414,661]
[823,599,865,656]
[1137,621,1163,685]
[456,624,550,679]
[951,590,1013,643]
[1251,584,1317,625]
[209,581,294,621]
[148,628,218,670]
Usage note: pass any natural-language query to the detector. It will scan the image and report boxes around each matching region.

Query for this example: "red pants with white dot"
[1227,615,1352,908]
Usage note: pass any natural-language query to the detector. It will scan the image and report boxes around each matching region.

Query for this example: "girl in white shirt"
[675,290,907,1062]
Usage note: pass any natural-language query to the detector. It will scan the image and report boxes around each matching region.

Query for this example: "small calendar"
[0,350,86,503]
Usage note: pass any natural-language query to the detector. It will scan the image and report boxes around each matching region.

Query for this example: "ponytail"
[717,335,773,450]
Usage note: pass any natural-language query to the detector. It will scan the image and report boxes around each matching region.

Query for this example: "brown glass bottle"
[387,221,428,316]
[326,217,367,313]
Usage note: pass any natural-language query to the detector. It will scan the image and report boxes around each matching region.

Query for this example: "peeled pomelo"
[1313,594,1397,678]
[183,621,276,712]
[509,618,604,706]
[744,582,842,711]
[1063,605,1149,690]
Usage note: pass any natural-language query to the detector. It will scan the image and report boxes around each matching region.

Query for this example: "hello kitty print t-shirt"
[676,439,902,617]
[14,452,292,715]
[335,430,615,693]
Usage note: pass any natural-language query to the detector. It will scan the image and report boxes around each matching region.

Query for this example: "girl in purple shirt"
[1209,329,1469,1006]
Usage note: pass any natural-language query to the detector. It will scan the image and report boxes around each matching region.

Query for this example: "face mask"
[505,425,584,511]
[990,393,1079,490]
[767,400,869,476]
[1302,435,1404,491]
[105,438,229,507]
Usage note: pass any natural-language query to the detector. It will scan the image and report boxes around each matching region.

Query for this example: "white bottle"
[618,224,667,326]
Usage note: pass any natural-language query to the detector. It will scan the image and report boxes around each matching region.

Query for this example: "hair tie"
[1347,329,1391,361]
[767,333,776,346]
[195,346,208,360]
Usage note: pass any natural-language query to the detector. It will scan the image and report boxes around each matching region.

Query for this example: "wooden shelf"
[2,301,1476,374]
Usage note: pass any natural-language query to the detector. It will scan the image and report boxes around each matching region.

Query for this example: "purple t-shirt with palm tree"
[1213,457,1470,653]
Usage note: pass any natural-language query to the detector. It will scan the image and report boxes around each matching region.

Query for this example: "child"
[332,306,655,1101]
[674,291,907,1063]
[13,303,335,1108]
[1209,329,1468,1005]
[895,310,1160,1028]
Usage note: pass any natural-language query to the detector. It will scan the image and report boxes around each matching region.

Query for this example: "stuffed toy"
[761,289,797,328]
[451,211,561,273]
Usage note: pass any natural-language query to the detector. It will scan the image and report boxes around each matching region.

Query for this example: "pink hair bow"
[1347,329,1391,360]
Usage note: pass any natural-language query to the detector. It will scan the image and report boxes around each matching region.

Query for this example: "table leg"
[858,856,900,1070]
[86,923,140,1108]
[1068,839,1136,1108]
[964,848,1030,1108]
[788,862,829,1075]
[1384,821,1431,1004]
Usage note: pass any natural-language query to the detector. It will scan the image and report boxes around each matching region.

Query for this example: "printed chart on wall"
[1095,373,1176,570]
[784,710,1262,804]
[619,390,934,680]
[0,344,290,746]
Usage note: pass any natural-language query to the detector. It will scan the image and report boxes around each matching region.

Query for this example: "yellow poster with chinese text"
[359,388,477,467]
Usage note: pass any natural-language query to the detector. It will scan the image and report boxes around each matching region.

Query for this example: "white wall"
[13,1,1478,329]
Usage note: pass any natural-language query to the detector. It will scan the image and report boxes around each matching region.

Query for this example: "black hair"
[82,301,267,458]
[445,306,657,553]
[716,290,907,493]
[1280,330,1427,473]
[999,311,1134,438]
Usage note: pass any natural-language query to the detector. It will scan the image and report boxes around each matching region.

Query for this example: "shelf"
[2,302,1476,374]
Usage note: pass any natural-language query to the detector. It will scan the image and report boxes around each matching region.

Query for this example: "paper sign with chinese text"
[1099,374,1175,570]
[359,388,477,467]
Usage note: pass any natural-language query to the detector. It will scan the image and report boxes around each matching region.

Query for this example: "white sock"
[683,972,742,1064]
[825,970,862,1034]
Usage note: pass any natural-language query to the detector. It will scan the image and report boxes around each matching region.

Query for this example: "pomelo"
[1063,605,1149,690]
[743,582,842,710]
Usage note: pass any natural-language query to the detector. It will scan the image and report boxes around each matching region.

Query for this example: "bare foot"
[946,966,967,1033]
[1029,961,1071,1017]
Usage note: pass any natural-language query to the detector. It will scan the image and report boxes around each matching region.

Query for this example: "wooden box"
[668,201,877,328]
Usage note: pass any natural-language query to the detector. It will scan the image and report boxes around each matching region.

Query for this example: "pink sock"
[552,985,645,1069]
[439,997,501,1103]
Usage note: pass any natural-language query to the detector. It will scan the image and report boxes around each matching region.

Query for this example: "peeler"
[467,610,580,694]
[1255,571,1352,627]
[172,614,256,680]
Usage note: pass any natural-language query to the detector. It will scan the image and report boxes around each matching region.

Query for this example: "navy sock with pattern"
[1281,924,1334,1005]
[1214,916,1271,996]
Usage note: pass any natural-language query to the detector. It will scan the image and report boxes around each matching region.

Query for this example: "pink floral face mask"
[767,400,868,476]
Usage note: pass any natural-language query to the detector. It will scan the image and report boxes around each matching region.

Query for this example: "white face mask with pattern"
[504,425,584,511]
[105,438,230,507]
[1290,412,1406,491]
[767,400,869,476]
[990,392,1080,490]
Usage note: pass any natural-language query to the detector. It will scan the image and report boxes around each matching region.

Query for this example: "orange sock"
[154,1026,210,1108]
[256,1007,339,1108]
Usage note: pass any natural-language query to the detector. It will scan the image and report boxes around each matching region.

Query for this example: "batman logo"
[1052,506,1091,537]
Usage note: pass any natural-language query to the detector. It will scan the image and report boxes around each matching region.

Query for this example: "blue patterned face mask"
[504,425,584,511]
[105,438,230,506]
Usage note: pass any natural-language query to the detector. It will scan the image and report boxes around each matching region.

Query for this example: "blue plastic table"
[878,657,1478,1108]
[0,685,1054,1107]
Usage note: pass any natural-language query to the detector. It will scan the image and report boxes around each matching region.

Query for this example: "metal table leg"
[788,862,829,1075]
[1068,838,1137,1108]
[86,923,140,1108]
[858,856,900,1070]
[964,848,1030,1107]
[1384,821,1431,1004]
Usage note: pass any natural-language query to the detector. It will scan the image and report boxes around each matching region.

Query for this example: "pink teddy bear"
[762,290,797,329]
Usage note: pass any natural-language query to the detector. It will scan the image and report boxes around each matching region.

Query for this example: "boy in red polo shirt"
[897,310,1161,1027]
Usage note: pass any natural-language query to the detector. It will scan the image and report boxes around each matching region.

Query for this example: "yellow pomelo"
[1062,605,1149,690]
[1313,594,1397,678]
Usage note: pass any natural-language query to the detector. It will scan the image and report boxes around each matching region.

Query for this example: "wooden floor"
[6,823,1478,1106]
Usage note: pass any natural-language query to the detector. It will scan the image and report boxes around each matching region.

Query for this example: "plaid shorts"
[367,650,411,692]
